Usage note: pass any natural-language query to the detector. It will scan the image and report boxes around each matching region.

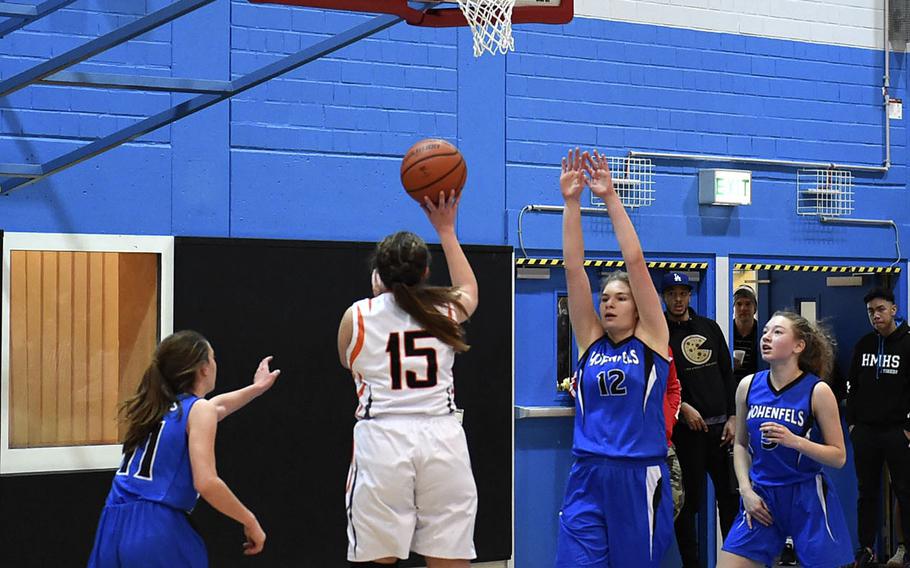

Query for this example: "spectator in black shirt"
[848,287,910,568]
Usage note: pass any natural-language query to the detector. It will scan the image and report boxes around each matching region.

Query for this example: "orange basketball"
[400,138,467,203]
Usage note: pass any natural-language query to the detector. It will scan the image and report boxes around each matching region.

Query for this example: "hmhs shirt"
[346,293,457,419]
[846,320,910,431]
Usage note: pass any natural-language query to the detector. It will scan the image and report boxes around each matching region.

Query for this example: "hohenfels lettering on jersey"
[589,348,640,366]
[747,404,806,428]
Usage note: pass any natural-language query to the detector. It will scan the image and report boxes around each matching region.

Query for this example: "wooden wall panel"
[40,252,58,444]
[25,251,42,446]
[8,251,159,448]
[56,252,73,444]
[9,251,28,446]
[72,252,89,443]
[116,254,159,440]
[101,253,119,442]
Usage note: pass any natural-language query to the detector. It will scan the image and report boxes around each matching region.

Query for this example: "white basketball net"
[455,0,516,56]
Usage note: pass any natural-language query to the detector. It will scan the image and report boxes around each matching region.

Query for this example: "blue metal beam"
[0,0,217,96]
[0,13,403,194]
[0,3,38,17]
[229,14,400,94]
[0,163,44,178]
[0,0,78,38]
[40,71,233,94]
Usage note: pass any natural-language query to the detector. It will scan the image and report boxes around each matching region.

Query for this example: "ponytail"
[391,282,470,352]
[120,362,175,454]
[119,331,210,454]
[373,231,471,352]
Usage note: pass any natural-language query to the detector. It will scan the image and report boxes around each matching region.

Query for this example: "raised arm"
[423,191,478,322]
[208,357,280,422]
[561,148,603,353]
[584,151,668,354]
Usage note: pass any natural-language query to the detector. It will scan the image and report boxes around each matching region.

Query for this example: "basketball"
[400,138,468,203]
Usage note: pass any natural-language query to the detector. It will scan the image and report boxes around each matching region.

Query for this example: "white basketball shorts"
[345,414,478,562]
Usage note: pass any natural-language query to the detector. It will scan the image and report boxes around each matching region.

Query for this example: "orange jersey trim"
[348,306,365,368]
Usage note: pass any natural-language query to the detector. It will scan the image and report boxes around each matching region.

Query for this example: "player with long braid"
[338,191,479,568]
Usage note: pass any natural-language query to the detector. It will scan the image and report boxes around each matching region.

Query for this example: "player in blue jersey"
[554,148,673,568]
[719,311,853,568]
[88,330,281,567]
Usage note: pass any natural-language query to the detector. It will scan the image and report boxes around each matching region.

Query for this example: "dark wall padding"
[174,237,513,567]
[0,235,512,567]
[1,470,113,566]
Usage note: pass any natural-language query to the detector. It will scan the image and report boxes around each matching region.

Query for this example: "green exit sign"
[698,169,752,206]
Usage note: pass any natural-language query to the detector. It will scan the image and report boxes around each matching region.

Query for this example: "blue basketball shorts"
[555,457,673,568]
[88,500,207,568]
[722,474,853,568]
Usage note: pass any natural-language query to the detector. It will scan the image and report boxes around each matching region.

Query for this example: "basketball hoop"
[455,0,516,56]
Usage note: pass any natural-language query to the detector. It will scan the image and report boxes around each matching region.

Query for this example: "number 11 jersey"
[107,394,201,512]
[346,293,457,419]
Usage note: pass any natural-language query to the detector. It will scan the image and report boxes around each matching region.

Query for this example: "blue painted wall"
[2,2,909,566]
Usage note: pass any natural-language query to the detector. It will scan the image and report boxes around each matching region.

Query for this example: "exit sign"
[698,169,752,206]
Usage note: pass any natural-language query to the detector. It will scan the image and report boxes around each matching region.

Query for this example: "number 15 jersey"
[346,293,457,419]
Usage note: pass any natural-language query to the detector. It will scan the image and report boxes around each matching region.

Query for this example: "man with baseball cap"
[662,272,738,568]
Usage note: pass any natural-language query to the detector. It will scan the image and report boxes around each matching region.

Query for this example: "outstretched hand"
[253,356,281,394]
[423,190,459,234]
[583,150,615,200]
[560,147,586,202]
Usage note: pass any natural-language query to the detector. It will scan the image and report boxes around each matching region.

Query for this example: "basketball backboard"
[247,0,573,28]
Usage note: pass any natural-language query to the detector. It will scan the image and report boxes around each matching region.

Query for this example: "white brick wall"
[576,0,886,49]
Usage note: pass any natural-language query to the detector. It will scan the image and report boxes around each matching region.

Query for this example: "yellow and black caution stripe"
[516,258,709,270]
[735,263,901,274]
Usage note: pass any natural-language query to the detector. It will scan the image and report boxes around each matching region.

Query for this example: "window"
[2,233,173,474]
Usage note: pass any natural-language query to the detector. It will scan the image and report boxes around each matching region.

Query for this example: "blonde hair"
[600,270,630,292]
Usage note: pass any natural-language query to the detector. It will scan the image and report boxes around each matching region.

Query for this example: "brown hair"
[772,311,835,380]
[119,330,210,454]
[373,231,469,351]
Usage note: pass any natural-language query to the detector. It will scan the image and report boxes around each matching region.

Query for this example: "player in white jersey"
[337,190,479,568]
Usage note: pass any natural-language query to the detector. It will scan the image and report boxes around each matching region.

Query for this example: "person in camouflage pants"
[668,444,684,520]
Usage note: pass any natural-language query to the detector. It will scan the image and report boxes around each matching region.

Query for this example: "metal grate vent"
[890,0,910,46]
[796,169,854,217]
[590,156,655,209]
